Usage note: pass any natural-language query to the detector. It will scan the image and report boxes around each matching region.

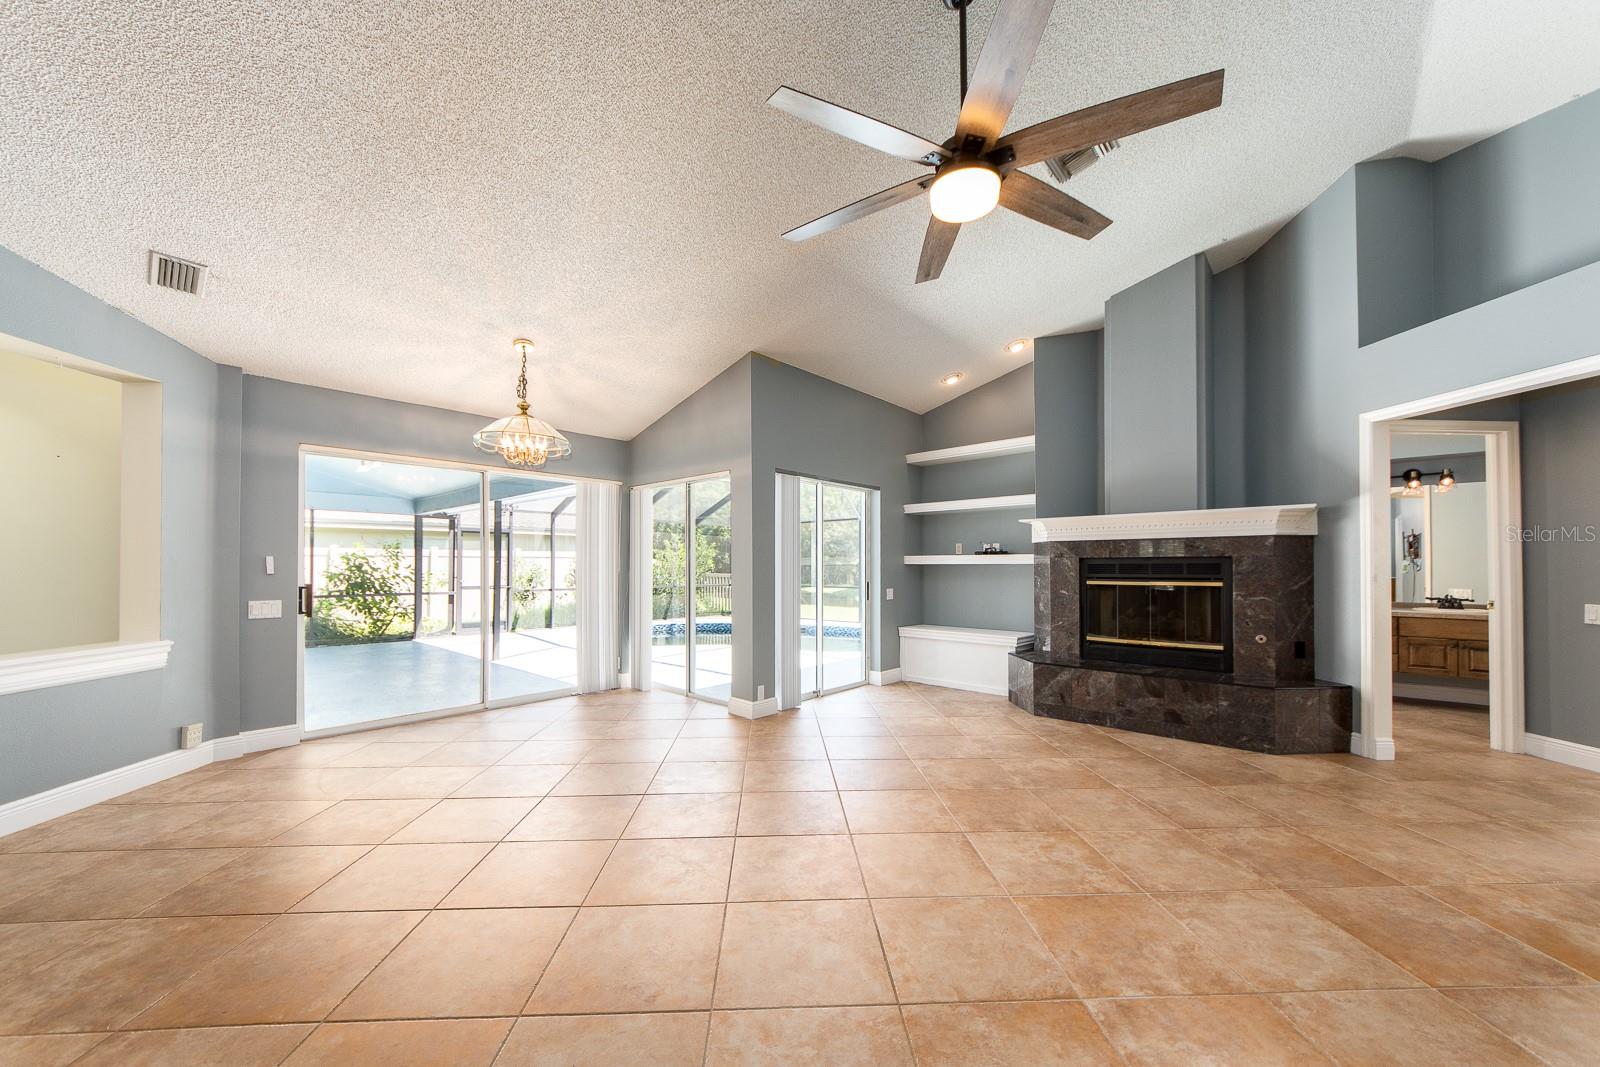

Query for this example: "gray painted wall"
[748,357,923,700]
[1434,90,1600,319]
[1033,331,1102,517]
[238,376,628,733]
[921,364,1034,450]
[1520,379,1600,747]
[1103,255,1212,513]
[1355,158,1436,346]
[625,356,754,697]
[1241,145,1600,736]
[0,246,239,804]
[1208,268,1248,508]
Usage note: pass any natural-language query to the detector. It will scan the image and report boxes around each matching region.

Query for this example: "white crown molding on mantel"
[1023,504,1319,543]
[0,640,174,697]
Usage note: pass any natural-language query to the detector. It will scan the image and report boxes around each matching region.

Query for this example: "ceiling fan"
[769,0,1225,282]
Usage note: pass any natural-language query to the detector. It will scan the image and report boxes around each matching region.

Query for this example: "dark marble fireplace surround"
[1009,529,1353,754]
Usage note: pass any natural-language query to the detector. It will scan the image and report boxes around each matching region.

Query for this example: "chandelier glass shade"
[473,338,573,468]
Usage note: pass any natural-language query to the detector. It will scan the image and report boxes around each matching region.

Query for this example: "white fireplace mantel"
[1023,504,1318,543]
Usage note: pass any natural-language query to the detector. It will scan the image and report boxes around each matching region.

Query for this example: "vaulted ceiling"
[3,0,1597,438]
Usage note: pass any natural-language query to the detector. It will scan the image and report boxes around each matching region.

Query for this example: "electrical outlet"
[179,723,203,749]
[757,685,766,701]
[1585,604,1600,626]
[247,599,283,620]
[885,587,895,601]
[954,542,963,554]
[265,555,275,575]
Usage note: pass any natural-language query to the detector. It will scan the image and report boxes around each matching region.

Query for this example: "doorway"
[1360,413,1529,760]
[299,449,589,735]
[798,478,871,697]
[636,474,734,702]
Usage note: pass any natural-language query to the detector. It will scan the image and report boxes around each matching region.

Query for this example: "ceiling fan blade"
[999,171,1111,239]
[769,86,950,164]
[954,0,1057,150]
[995,69,1225,170]
[783,177,931,242]
[916,216,961,283]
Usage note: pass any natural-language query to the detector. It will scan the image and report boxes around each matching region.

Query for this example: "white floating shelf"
[906,435,1035,466]
[904,493,1035,515]
[904,554,1035,565]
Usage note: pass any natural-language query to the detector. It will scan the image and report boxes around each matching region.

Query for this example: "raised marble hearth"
[1008,505,1353,755]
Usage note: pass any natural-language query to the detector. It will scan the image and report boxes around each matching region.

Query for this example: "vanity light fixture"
[940,371,965,386]
[1393,467,1457,494]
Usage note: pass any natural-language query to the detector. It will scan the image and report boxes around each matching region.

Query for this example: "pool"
[650,621,863,640]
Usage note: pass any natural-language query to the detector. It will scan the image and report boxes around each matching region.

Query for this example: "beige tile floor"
[2,689,1599,1065]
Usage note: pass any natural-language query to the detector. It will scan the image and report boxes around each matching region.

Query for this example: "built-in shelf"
[905,435,1035,466]
[904,554,1035,565]
[904,493,1035,515]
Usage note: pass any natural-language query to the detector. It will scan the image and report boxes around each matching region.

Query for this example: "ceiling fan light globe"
[929,163,1001,224]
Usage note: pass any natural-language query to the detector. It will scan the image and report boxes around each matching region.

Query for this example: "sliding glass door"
[301,451,586,734]
[488,475,579,702]
[798,479,870,696]
[645,474,733,701]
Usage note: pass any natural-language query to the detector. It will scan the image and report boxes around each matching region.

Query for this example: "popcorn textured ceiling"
[2,0,1597,438]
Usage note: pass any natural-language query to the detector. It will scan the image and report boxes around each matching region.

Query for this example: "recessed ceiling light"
[940,372,964,386]
[1006,338,1029,354]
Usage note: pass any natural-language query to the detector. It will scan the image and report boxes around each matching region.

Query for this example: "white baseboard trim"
[1348,732,1397,761]
[899,672,1008,697]
[0,724,302,838]
[868,668,902,686]
[727,696,781,720]
[1524,733,1600,774]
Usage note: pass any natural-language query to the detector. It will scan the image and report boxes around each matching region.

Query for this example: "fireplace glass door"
[1081,558,1231,671]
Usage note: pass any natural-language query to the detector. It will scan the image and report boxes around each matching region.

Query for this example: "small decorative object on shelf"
[975,542,1009,555]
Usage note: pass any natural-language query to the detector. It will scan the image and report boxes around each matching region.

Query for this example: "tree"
[311,540,414,643]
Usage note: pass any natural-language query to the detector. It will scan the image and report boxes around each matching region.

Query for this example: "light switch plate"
[265,555,275,575]
[1585,604,1600,626]
[885,587,895,601]
[247,599,283,620]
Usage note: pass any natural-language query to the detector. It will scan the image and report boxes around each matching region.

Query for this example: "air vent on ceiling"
[147,250,207,296]
[1044,139,1119,185]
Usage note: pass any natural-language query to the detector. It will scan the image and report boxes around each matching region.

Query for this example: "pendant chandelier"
[473,338,572,468]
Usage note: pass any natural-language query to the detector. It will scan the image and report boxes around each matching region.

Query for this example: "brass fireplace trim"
[1085,580,1225,588]
[1085,634,1228,652]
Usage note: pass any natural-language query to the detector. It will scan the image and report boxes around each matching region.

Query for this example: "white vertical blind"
[628,486,652,692]
[774,473,802,710]
[576,480,620,692]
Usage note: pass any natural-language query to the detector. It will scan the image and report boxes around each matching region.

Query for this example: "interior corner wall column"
[575,480,621,692]
[1102,253,1214,513]
[1032,331,1103,517]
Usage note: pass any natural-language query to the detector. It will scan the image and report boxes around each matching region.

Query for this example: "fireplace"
[1008,505,1353,755]
[1081,557,1232,673]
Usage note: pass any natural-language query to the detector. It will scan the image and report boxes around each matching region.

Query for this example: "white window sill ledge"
[0,640,173,697]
